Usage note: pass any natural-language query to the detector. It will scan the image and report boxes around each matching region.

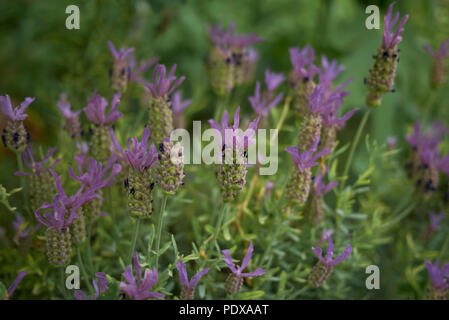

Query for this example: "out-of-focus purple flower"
[14,145,60,176]
[12,213,37,241]
[120,252,164,300]
[74,272,108,300]
[57,93,81,119]
[171,91,192,115]
[289,46,320,81]
[129,54,159,83]
[312,235,352,267]
[382,2,409,49]
[285,135,330,172]
[265,70,285,93]
[84,92,122,126]
[248,81,284,117]
[222,242,265,283]
[107,41,135,62]
[317,229,334,246]
[176,261,209,299]
[208,107,259,151]
[69,155,121,191]
[429,212,445,231]
[207,21,263,53]
[74,141,89,169]
[319,56,345,92]
[312,171,338,196]
[110,126,158,173]
[424,38,449,59]
[5,271,27,299]
[265,181,274,196]
[0,95,34,121]
[425,260,449,290]
[144,64,185,98]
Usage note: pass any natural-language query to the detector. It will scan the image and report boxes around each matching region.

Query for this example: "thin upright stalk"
[77,246,93,295]
[15,151,28,211]
[213,93,230,121]
[213,202,229,253]
[340,108,371,191]
[155,195,168,269]
[129,217,141,264]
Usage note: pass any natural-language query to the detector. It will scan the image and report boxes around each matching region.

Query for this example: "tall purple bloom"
[108,40,135,93]
[84,92,122,162]
[309,235,352,287]
[0,94,34,152]
[14,145,60,210]
[249,70,285,119]
[222,242,265,295]
[309,169,338,226]
[120,252,164,300]
[143,64,185,144]
[3,271,27,299]
[319,56,345,93]
[128,54,159,84]
[425,259,449,300]
[57,93,82,138]
[366,2,408,107]
[285,134,330,206]
[209,107,259,201]
[74,272,109,300]
[111,126,158,218]
[424,38,449,88]
[176,261,209,300]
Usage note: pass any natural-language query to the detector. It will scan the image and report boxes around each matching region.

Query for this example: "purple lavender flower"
[4,271,27,299]
[425,259,449,300]
[265,181,274,197]
[309,235,352,287]
[387,136,397,151]
[176,261,210,300]
[289,46,320,82]
[84,92,122,126]
[0,95,34,152]
[222,242,265,294]
[111,126,158,217]
[319,56,345,93]
[14,145,60,210]
[366,2,408,107]
[144,64,185,99]
[424,38,449,88]
[286,136,330,173]
[309,168,338,225]
[74,272,108,300]
[208,107,259,153]
[12,213,38,245]
[316,228,334,246]
[209,108,259,201]
[313,171,338,197]
[265,70,285,93]
[382,3,409,49]
[0,94,34,121]
[249,80,284,118]
[172,91,192,129]
[120,252,164,300]
[57,93,82,139]
[108,41,135,92]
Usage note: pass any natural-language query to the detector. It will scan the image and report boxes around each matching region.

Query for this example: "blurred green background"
[1,0,449,299]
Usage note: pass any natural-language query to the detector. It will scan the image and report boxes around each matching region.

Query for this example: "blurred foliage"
[1,0,449,300]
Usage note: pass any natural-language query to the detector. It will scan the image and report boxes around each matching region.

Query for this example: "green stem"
[340,108,371,191]
[155,195,168,270]
[129,218,141,264]
[439,231,449,260]
[59,267,68,300]
[212,202,229,253]
[15,152,28,213]
[213,93,230,121]
[85,227,94,274]
[77,246,93,295]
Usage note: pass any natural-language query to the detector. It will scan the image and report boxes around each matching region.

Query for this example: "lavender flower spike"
[108,40,135,93]
[172,91,192,129]
[111,126,158,218]
[84,92,122,162]
[129,54,159,84]
[4,271,27,299]
[144,64,185,144]
[120,252,164,300]
[14,145,60,211]
[222,242,265,295]
[285,134,330,206]
[57,93,82,138]
[176,261,210,300]
[423,212,445,241]
[309,235,352,287]
[0,94,34,152]
[249,81,284,118]
[309,169,338,225]
[425,259,449,300]
[208,107,259,201]
[366,2,408,107]
[424,38,449,88]
[265,70,285,93]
